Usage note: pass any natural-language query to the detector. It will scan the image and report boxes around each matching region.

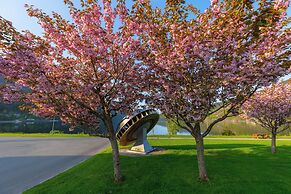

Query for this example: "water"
[148,117,291,136]
[149,125,190,135]
[0,120,72,133]
[148,125,168,135]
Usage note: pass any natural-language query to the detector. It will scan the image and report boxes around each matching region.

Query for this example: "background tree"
[0,0,144,182]
[166,118,180,135]
[132,0,290,181]
[243,82,291,154]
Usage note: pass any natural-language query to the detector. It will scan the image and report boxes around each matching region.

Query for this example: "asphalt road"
[0,137,109,194]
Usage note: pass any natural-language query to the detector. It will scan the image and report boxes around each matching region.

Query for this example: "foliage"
[132,0,290,180]
[0,1,142,131]
[221,129,236,136]
[252,133,271,139]
[243,82,291,133]
[0,0,144,182]
[243,82,291,153]
[49,130,64,134]
[166,118,180,135]
[133,0,290,136]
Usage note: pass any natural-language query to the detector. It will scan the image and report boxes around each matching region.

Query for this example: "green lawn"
[149,135,291,139]
[2,133,291,139]
[25,139,291,194]
[0,132,89,137]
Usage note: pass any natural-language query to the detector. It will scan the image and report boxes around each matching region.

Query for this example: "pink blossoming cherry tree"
[132,0,291,181]
[0,0,145,182]
[243,82,291,154]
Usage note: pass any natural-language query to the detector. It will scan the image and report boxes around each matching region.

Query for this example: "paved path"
[0,137,109,194]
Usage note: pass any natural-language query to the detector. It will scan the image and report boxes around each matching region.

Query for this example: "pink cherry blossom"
[131,0,290,181]
[243,82,291,153]
[0,0,143,182]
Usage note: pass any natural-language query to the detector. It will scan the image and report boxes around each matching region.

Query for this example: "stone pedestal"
[130,127,155,153]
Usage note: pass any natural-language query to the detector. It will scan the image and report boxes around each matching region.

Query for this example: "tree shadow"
[159,143,266,151]
[23,142,291,194]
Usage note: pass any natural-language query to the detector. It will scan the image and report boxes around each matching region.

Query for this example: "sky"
[0,0,290,34]
[0,0,211,36]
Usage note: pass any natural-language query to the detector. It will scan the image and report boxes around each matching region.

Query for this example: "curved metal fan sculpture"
[96,109,159,153]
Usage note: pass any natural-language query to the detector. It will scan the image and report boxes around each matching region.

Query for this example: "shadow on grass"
[161,143,267,151]
[26,142,291,194]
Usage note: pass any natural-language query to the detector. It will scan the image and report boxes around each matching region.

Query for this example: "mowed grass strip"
[148,135,291,139]
[25,139,291,194]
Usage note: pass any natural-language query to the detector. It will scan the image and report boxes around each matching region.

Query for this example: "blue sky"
[0,0,211,36]
[0,0,290,35]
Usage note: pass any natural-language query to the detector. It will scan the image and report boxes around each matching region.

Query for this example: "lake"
[149,117,291,136]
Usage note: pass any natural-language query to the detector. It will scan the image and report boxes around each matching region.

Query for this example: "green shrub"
[49,130,64,134]
[166,119,180,135]
[221,129,235,136]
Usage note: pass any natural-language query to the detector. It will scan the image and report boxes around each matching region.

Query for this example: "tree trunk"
[194,124,209,181]
[271,132,276,154]
[103,110,123,183]
[109,136,123,182]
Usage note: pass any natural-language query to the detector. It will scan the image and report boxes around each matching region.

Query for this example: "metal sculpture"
[97,109,159,153]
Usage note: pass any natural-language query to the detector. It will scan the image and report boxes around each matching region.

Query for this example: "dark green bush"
[49,130,64,134]
[221,129,235,136]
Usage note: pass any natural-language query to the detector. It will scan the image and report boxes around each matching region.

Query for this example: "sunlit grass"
[25,139,291,194]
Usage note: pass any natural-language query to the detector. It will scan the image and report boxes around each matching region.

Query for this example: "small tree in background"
[0,0,144,182]
[133,0,290,181]
[166,118,180,135]
[243,82,291,154]
[221,129,235,136]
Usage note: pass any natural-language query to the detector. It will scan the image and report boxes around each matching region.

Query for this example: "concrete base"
[120,147,165,157]
[119,149,149,156]
[130,126,154,153]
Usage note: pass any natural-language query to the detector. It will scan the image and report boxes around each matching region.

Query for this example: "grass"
[2,133,291,139]
[0,132,90,137]
[25,139,291,194]
[148,135,252,139]
[149,135,291,139]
